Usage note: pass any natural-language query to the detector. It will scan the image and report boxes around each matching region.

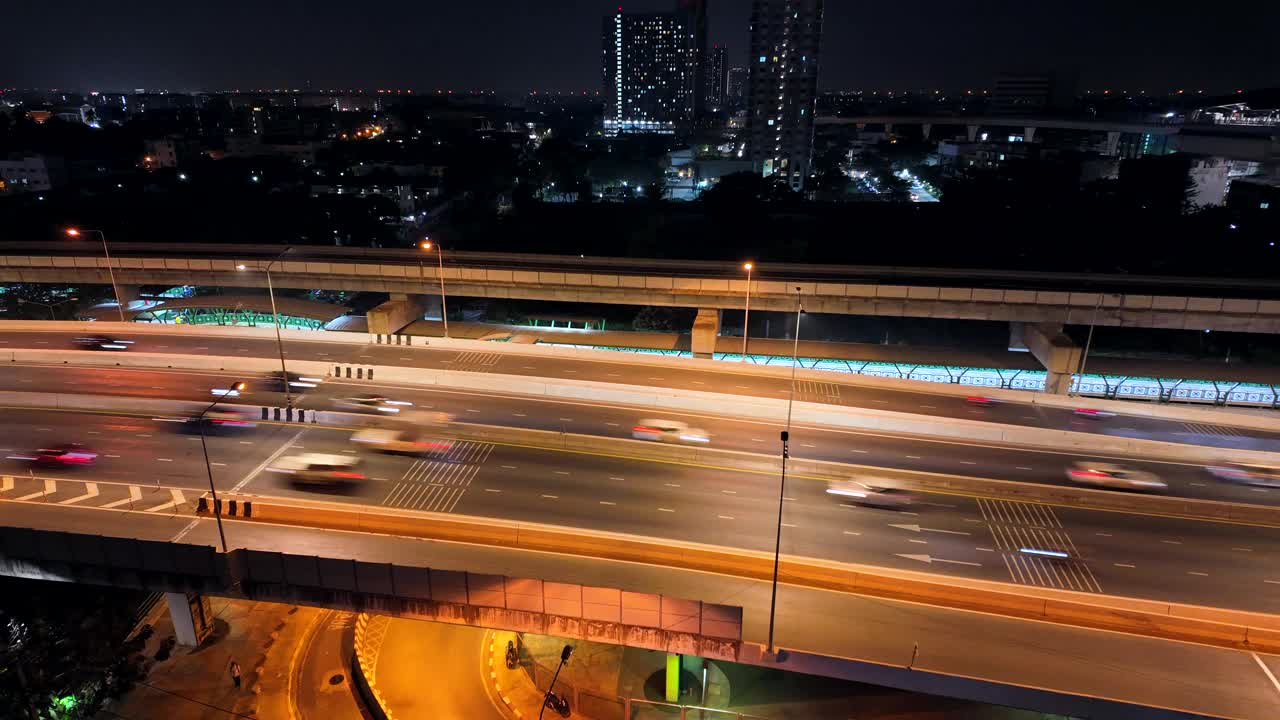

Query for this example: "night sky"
[7,0,1278,93]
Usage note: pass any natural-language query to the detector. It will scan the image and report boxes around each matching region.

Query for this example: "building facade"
[602,10,696,133]
[704,45,728,112]
[726,66,748,109]
[0,155,66,195]
[746,0,824,190]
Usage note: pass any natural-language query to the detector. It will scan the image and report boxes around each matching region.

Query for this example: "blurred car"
[1206,462,1280,488]
[1066,462,1166,491]
[965,396,997,407]
[825,479,916,509]
[73,335,133,351]
[1072,408,1116,419]
[154,408,258,434]
[260,371,323,393]
[333,395,413,414]
[266,453,364,485]
[631,419,710,444]
[8,444,99,467]
[351,428,452,456]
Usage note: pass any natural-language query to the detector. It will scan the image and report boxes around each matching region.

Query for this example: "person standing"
[229,660,242,689]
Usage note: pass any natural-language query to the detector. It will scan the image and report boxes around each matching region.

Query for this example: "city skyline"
[5,0,1276,94]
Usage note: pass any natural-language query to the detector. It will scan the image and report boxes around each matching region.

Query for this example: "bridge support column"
[921,123,932,140]
[166,591,215,647]
[1014,322,1082,395]
[967,124,980,142]
[1024,126,1037,143]
[1105,131,1122,156]
[114,284,140,311]
[691,308,721,359]
[367,293,427,335]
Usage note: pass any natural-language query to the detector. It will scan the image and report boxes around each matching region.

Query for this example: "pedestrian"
[229,660,242,689]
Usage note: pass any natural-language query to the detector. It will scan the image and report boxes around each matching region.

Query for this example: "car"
[72,335,133,351]
[266,453,365,485]
[631,419,710,444]
[1206,463,1280,488]
[351,428,452,456]
[260,371,323,393]
[1066,462,1166,491]
[1072,407,1116,419]
[825,479,916,509]
[8,444,99,467]
[333,395,413,414]
[155,408,258,434]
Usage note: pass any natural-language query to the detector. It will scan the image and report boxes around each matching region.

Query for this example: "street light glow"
[65,228,81,237]
[420,240,433,250]
[743,262,753,271]
[236,264,247,270]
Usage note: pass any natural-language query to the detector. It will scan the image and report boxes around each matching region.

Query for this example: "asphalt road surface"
[2,328,1276,452]
[3,406,1280,614]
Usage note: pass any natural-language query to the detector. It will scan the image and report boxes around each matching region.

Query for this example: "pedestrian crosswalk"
[380,441,494,513]
[1184,422,1242,438]
[795,380,841,403]
[0,474,192,513]
[977,498,1101,593]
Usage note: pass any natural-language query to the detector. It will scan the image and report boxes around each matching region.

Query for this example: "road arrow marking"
[890,524,970,536]
[896,553,982,567]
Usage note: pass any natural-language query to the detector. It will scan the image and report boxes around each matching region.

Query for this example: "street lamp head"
[560,645,574,663]
[233,382,248,392]
[743,262,753,271]
[420,241,433,251]
[64,228,81,237]
[236,264,247,271]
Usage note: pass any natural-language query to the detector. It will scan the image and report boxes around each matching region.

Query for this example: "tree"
[632,306,678,332]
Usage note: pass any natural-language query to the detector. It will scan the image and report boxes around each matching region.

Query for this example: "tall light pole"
[420,239,449,338]
[1071,293,1105,397]
[767,286,804,656]
[65,227,126,323]
[237,247,293,407]
[741,262,754,360]
[200,381,247,553]
[537,644,573,720]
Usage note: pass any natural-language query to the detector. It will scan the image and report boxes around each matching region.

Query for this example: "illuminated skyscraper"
[602,9,695,133]
[704,45,728,112]
[746,0,824,189]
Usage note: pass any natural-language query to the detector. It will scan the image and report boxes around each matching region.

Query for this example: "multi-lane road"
[2,328,1277,451]
[3,387,1280,615]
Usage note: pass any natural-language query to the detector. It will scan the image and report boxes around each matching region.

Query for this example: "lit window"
[759,56,766,62]
[1263,202,1271,210]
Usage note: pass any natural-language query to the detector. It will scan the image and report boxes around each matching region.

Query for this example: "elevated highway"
[2,242,1280,333]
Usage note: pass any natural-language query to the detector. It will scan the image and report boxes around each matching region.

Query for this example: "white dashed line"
[959,461,976,465]
[920,405,937,409]
[1188,571,1209,577]
[513,413,526,417]
[555,471,570,475]
[105,454,121,458]
[558,417,573,422]
[842,531,861,536]
[1016,466,1033,470]
[851,449,868,454]
[210,462,226,467]
[609,477,625,481]
[239,441,254,445]
[905,455,921,459]
[1096,532,1112,537]
[1114,563,1136,568]
[466,409,480,413]
[1233,547,1253,552]
[1161,540,1182,545]
[605,422,619,426]
[782,523,798,529]
[599,501,616,506]
[658,507,675,512]
[664,483,681,488]
[975,547,995,552]
[721,490,737,495]
[501,465,517,469]
[908,539,928,544]
[800,443,816,448]
[541,494,558,499]
[136,434,152,438]
[156,458,173,462]
[751,438,764,443]
[485,489,501,493]
[717,515,735,520]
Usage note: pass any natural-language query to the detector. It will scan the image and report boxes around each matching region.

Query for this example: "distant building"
[1227,175,1280,217]
[991,71,1077,115]
[726,66,748,109]
[704,45,728,112]
[0,155,67,195]
[143,136,203,169]
[677,0,709,119]
[602,9,696,133]
[746,0,824,190]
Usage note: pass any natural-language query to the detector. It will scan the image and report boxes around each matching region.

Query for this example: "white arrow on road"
[896,553,982,567]
[890,523,970,536]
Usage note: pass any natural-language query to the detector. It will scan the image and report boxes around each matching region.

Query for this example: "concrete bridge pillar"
[967,124,980,142]
[884,123,893,135]
[166,591,215,647]
[1105,131,1122,156]
[367,293,427,335]
[1024,126,1037,143]
[921,123,932,140]
[1014,322,1082,395]
[691,308,721,358]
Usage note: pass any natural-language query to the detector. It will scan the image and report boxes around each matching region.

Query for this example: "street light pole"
[537,644,574,720]
[766,286,804,656]
[1071,294,1105,397]
[421,239,449,338]
[741,262,754,360]
[198,382,246,554]
[66,228,126,323]
[238,248,293,407]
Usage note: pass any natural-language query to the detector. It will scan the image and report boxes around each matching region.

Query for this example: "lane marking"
[599,501,616,506]
[102,486,143,509]
[664,483,681,488]
[501,465,517,470]
[1251,652,1280,698]
[171,519,201,543]
[541,494,558,499]
[1114,563,1136,568]
[610,477,625,481]
[717,515,735,520]
[144,487,186,513]
[658,507,675,512]
[1233,547,1253,552]
[554,471,570,475]
[1015,466,1033,471]
[906,455,921,459]
[1161,540,1182,545]
[156,458,173,462]
[15,479,56,502]
[58,483,99,505]
[1188,571,1209,577]
[721,490,737,495]
[232,428,305,492]
[484,488,501,493]
[842,531,861,536]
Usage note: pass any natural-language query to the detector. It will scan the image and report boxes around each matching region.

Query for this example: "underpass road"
[2,364,1277,508]
[2,328,1277,452]
[3,408,1280,614]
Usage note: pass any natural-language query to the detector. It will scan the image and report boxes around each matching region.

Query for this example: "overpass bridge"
[4,241,1280,393]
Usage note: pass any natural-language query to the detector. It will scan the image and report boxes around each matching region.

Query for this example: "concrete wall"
[3,256,1280,332]
[366,294,426,335]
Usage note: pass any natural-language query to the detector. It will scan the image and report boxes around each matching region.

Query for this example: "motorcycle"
[544,690,571,718]
[505,639,519,670]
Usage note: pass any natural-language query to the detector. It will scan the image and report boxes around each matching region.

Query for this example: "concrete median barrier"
[194,490,1280,655]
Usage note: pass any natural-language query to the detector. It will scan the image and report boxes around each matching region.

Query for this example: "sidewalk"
[97,598,364,720]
